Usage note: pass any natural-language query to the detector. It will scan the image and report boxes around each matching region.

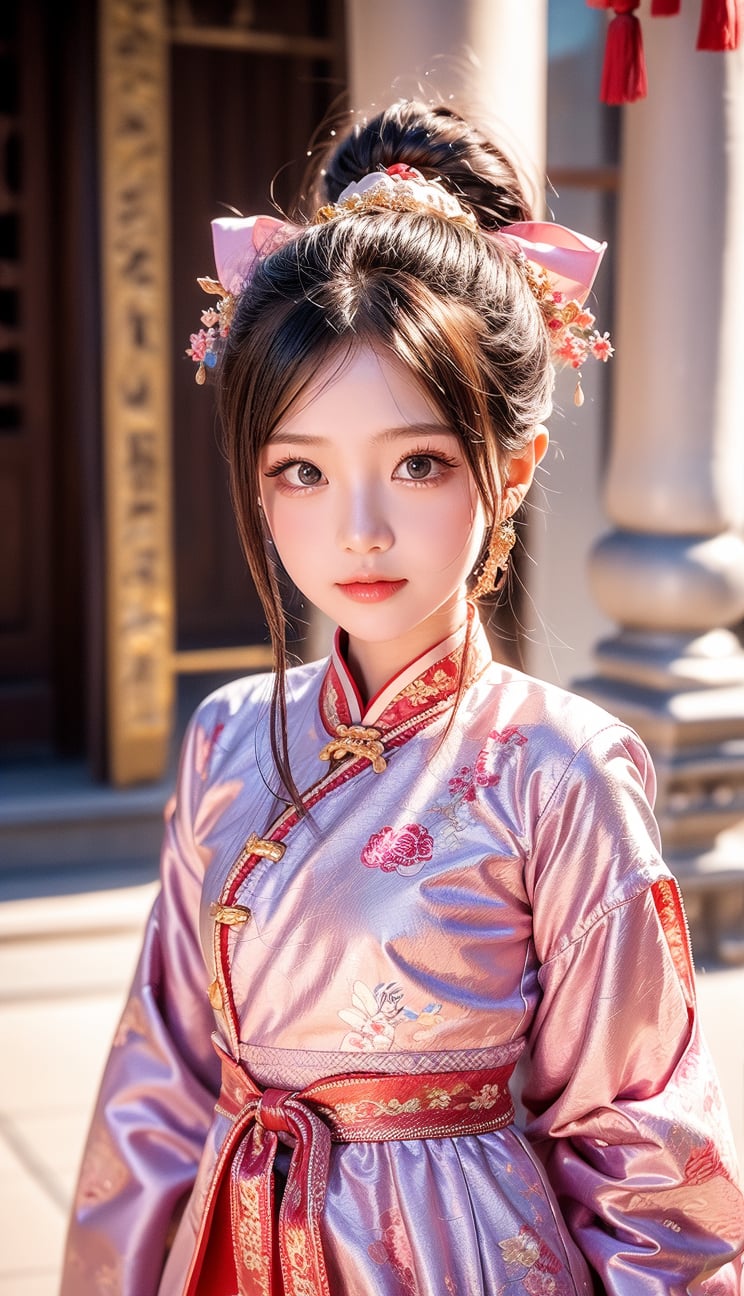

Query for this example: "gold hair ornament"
[314,164,478,229]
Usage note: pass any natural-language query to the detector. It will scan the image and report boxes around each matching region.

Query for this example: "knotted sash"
[185,1041,516,1296]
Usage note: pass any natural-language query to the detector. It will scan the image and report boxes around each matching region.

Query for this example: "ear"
[502,425,549,514]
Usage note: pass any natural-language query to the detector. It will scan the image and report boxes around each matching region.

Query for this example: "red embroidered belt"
[184,1041,516,1296]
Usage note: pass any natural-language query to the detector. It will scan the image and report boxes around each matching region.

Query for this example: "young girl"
[62,101,743,1295]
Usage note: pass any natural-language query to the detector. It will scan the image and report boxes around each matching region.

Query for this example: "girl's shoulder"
[192,655,326,724]
[179,656,327,783]
[477,658,649,771]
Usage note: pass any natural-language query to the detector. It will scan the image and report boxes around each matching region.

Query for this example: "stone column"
[578,13,744,962]
[345,0,547,181]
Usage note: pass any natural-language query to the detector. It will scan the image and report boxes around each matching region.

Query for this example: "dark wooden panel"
[170,30,346,651]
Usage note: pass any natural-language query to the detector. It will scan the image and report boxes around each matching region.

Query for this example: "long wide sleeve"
[522,725,744,1293]
[60,716,221,1296]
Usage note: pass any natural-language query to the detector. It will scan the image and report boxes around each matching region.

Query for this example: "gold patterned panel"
[100,0,174,783]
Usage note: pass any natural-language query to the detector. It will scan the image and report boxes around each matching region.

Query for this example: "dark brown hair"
[218,100,553,809]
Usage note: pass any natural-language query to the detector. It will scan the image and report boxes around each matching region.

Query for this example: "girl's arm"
[523,728,744,1294]
[59,713,221,1296]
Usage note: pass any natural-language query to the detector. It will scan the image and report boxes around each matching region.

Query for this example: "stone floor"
[1,880,742,1296]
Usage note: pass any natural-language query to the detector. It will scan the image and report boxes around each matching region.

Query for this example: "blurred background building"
[1,1,743,954]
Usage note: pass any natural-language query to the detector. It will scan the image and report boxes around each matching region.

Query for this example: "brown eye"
[296,462,322,486]
[404,456,433,479]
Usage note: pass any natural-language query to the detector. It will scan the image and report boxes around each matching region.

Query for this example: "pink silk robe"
[61,614,744,1295]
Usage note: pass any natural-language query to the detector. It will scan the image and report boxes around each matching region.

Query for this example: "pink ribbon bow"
[496,221,607,305]
[211,214,297,295]
[209,214,606,307]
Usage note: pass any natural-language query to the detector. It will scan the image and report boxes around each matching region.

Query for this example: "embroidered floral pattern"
[468,1082,504,1111]
[195,718,225,780]
[498,1226,570,1295]
[434,726,529,833]
[398,665,457,707]
[361,823,434,875]
[683,1138,732,1187]
[282,1225,316,1296]
[332,1077,507,1125]
[651,877,695,1005]
[235,1175,265,1278]
[368,1207,418,1294]
[338,980,405,1051]
[75,1128,129,1207]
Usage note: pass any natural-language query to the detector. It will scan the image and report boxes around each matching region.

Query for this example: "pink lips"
[337,579,407,603]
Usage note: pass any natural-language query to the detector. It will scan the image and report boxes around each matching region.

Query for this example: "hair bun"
[315,100,533,231]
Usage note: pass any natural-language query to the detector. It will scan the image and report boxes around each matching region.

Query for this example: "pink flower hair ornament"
[186,214,299,384]
[186,167,612,400]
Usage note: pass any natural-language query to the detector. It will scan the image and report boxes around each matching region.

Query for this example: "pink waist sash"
[185,1040,516,1296]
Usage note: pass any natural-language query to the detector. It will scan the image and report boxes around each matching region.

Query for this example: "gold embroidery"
[469,1081,503,1110]
[319,724,386,773]
[209,902,252,926]
[282,1224,316,1296]
[327,1079,502,1125]
[245,833,285,862]
[235,1175,266,1277]
[499,1230,540,1268]
[207,978,223,1010]
[398,668,455,706]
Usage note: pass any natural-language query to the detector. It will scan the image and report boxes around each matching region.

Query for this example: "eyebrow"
[267,423,455,447]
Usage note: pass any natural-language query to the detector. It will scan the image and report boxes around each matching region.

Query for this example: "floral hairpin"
[495,221,613,405]
[186,215,297,383]
[519,256,613,405]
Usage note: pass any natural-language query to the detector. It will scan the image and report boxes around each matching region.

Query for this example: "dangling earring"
[471,517,516,600]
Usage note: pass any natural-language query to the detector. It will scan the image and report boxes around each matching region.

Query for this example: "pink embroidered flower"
[524,1274,557,1295]
[491,724,528,746]
[368,1208,417,1293]
[473,749,501,789]
[448,765,477,802]
[361,824,434,876]
[684,1139,729,1186]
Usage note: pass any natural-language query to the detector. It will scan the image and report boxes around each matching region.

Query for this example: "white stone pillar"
[578,12,744,962]
[345,0,547,184]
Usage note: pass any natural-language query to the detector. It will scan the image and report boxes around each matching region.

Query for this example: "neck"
[343,598,470,705]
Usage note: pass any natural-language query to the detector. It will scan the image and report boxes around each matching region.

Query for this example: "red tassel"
[696,0,742,49]
[600,4,649,104]
[651,0,680,14]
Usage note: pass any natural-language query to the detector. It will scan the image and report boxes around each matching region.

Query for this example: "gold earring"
[471,517,516,600]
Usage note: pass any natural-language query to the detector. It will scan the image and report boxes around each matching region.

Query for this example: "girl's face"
[259,346,541,699]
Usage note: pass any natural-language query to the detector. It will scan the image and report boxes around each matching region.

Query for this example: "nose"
[337,483,394,555]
